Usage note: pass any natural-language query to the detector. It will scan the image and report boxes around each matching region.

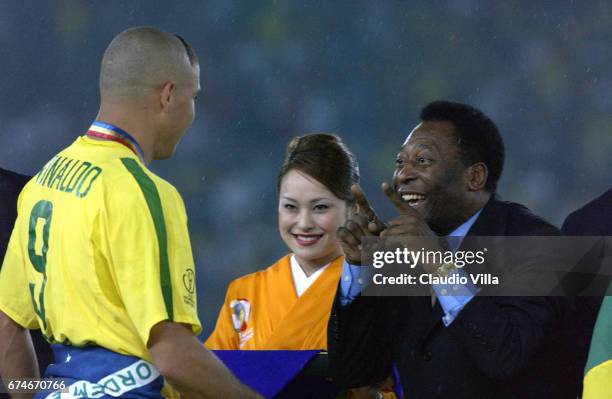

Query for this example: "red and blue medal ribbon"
[86,121,145,164]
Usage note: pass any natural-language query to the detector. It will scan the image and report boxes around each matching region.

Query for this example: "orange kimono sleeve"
[205,282,240,350]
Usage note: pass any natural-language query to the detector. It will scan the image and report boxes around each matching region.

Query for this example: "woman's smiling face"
[278,169,348,273]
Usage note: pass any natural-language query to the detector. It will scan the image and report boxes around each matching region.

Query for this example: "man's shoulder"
[119,159,179,196]
[562,188,612,235]
[0,167,30,195]
[100,158,180,198]
[504,200,560,235]
[477,197,560,236]
[58,138,179,198]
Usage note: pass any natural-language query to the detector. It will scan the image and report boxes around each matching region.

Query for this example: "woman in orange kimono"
[206,134,358,351]
[206,134,394,398]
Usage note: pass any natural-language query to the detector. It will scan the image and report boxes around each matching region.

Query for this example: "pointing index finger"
[351,184,376,221]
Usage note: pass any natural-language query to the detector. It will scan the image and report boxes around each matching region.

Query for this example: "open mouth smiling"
[400,192,426,207]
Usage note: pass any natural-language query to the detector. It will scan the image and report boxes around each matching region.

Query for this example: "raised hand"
[352,185,386,235]
[380,182,436,237]
[337,185,386,265]
[379,182,445,273]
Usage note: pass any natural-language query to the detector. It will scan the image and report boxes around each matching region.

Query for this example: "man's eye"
[284,204,296,210]
[395,158,404,168]
[417,157,431,165]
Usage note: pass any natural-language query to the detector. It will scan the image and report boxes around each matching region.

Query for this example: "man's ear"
[159,81,176,111]
[465,162,488,191]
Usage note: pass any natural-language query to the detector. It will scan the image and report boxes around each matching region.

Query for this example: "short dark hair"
[277,134,360,203]
[420,100,505,192]
[174,33,199,66]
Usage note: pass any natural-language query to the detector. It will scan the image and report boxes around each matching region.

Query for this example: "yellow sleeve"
[0,223,38,329]
[163,187,201,332]
[103,162,201,348]
[205,281,239,350]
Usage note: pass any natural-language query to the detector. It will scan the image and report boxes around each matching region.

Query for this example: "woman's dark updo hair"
[277,133,360,203]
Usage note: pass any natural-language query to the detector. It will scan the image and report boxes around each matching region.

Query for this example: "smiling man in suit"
[329,101,566,399]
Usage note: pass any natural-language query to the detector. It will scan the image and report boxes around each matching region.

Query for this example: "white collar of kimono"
[289,255,330,297]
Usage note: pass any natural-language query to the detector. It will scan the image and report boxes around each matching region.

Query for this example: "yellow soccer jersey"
[0,135,201,361]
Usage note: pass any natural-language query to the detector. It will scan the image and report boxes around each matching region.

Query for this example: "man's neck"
[462,192,491,220]
[96,106,154,165]
[433,192,492,235]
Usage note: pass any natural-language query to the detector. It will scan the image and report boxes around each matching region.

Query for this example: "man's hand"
[0,311,39,399]
[148,321,262,399]
[337,185,386,265]
[379,182,445,273]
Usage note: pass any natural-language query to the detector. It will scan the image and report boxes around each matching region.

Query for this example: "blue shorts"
[35,344,164,398]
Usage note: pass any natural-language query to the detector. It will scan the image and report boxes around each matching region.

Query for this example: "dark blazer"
[553,188,612,398]
[0,167,30,266]
[328,197,566,399]
[0,167,54,375]
[561,188,612,297]
[563,188,612,236]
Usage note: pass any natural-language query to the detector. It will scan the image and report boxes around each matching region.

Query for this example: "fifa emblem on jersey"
[183,269,195,294]
[230,299,253,347]
[182,268,196,307]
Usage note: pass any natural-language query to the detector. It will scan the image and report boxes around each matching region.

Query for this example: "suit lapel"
[420,197,509,344]
[422,299,444,346]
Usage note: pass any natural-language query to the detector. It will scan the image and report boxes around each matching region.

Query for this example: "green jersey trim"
[120,158,173,320]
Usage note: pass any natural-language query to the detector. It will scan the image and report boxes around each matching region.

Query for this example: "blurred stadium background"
[1,1,610,338]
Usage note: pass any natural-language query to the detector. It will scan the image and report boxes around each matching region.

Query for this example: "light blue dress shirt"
[339,210,482,326]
